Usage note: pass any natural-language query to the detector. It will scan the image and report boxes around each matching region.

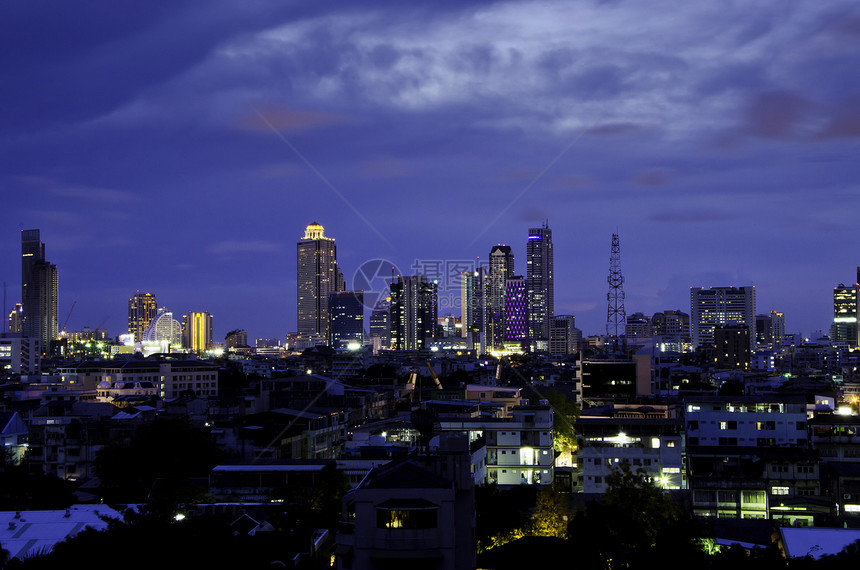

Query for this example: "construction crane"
[62,301,76,332]
[425,361,443,390]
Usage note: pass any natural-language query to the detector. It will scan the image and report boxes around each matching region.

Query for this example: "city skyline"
[1,1,858,341]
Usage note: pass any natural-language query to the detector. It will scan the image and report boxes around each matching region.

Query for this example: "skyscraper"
[182,311,213,352]
[832,283,857,346]
[526,224,553,351]
[460,267,487,343]
[329,291,364,348]
[297,222,343,341]
[690,286,756,354]
[8,303,22,334]
[488,245,514,348]
[505,276,527,347]
[21,229,57,354]
[389,275,437,350]
[128,292,157,342]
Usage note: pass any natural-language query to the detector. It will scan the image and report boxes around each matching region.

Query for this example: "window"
[796,421,807,431]
[772,486,790,496]
[667,441,676,448]
[376,508,438,530]
[687,421,699,431]
[662,467,680,474]
[720,421,737,430]
[757,421,776,431]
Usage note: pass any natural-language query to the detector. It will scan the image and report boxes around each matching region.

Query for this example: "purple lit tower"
[505,276,527,349]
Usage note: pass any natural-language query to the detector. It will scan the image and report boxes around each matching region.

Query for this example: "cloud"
[551,174,592,189]
[816,95,860,139]
[585,122,644,136]
[238,104,353,131]
[206,240,282,255]
[634,168,672,187]
[650,208,735,223]
[15,176,133,203]
[743,90,812,139]
[361,157,411,178]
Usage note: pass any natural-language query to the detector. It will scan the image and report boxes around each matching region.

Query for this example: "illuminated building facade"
[224,329,248,349]
[504,276,527,346]
[368,298,390,351]
[128,292,157,342]
[329,291,364,349]
[488,245,514,348]
[390,275,437,351]
[21,229,58,353]
[142,309,182,345]
[297,222,344,341]
[8,303,22,334]
[460,268,487,351]
[526,224,553,351]
[182,311,213,352]
[832,283,858,346]
[549,315,578,355]
[690,286,756,354]
[714,324,751,370]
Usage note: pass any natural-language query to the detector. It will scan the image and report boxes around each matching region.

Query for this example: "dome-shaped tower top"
[303,222,325,240]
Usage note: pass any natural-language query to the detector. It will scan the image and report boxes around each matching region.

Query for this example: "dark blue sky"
[2,0,859,341]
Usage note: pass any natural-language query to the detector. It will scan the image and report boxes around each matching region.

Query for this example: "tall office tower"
[605,233,626,338]
[755,314,773,348]
[8,303,22,333]
[329,291,364,348]
[550,314,577,355]
[369,298,391,350]
[224,329,248,349]
[460,268,487,339]
[504,276,527,346]
[770,309,785,347]
[128,292,157,342]
[526,225,553,352]
[832,283,858,346]
[182,311,213,351]
[389,276,437,350]
[488,245,514,348]
[21,229,58,353]
[690,286,756,354]
[297,222,342,341]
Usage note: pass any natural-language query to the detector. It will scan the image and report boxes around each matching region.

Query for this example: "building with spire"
[297,222,344,342]
[488,245,514,348]
[21,229,57,354]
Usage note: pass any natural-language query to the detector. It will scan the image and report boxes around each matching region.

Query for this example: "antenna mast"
[605,233,626,338]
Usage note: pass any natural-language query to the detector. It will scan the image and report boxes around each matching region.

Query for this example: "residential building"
[691,286,756,354]
[224,329,248,349]
[714,324,751,370]
[297,222,343,341]
[549,315,578,355]
[21,229,58,353]
[526,224,553,352]
[0,333,40,375]
[390,276,437,351]
[368,298,390,352]
[128,292,157,342]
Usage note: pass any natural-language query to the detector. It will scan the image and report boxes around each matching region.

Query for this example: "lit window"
[772,486,790,496]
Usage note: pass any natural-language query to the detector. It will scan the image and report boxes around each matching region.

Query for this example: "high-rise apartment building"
[549,314,578,355]
[505,276,527,346]
[329,291,364,349]
[526,225,553,351]
[142,309,182,345]
[128,292,157,342]
[369,298,391,351]
[770,309,785,347]
[224,329,248,349]
[690,286,756,354]
[182,311,213,352]
[460,268,487,341]
[21,229,58,353]
[488,245,514,348]
[389,276,437,351]
[832,283,858,346]
[297,222,343,341]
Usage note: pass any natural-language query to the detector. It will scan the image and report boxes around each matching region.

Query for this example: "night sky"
[2,1,859,342]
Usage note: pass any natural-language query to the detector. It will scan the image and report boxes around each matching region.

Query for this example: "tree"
[569,462,706,569]
[528,484,569,539]
[529,387,579,453]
